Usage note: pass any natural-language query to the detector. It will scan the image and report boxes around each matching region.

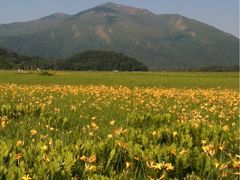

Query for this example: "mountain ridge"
[0,2,238,70]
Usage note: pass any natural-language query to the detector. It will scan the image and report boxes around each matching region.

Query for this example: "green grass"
[0,71,238,89]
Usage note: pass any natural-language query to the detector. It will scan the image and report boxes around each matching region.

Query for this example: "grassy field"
[0,71,239,179]
[0,71,238,89]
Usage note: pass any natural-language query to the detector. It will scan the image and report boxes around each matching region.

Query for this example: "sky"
[0,0,239,37]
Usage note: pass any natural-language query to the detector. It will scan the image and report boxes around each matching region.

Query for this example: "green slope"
[0,13,70,36]
[0,2,238,70]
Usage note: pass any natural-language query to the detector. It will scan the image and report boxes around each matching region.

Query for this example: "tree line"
[0,47,238,71]
[0,48,148,71]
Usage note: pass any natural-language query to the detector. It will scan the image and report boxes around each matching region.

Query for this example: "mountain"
[0,2,238,70]
[0,13,70,37]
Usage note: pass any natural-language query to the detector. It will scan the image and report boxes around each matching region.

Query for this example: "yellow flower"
[88,155,97,163]
[152,163,164,170]
[16,140,24,147]
[89,132,94,136]
[172,131,178,137]
[146,161,155,168]
[232,159,240,168]
[215,162,220,168]
[91,122,99,130]
[201,140,207,145]
[85,164,96,171]
[15,153,22,161]
[117,141,128,149]
[107,134,113,139]
[114,127,127,135]
[202,143,216,156]
[40,134,48,139]
[1,121,6,128]
[91,116,96,120]
[152,131,157,136]
[223,125,229,132]
[165,163,174,171]
[41,145,48,151]
[126,161,131,169]
[159,174,165,180]
[147,161,164,170]
[30,129,37,136]
[0,116,8,128]
[54,108,60,113]
[171,149,176,156]
[80,155,87,162]
[42,154,50,162]
[80,155,96,163]
[22,174,32,180]
[109,120,115,126]
[219,144,225,151]
[70,105,77,111]
[219,163,228,170]
[49,138,53,145]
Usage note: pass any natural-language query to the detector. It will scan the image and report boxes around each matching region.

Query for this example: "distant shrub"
[38,71,55,76]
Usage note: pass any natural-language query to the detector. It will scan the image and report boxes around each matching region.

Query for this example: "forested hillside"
[0,48,148,71]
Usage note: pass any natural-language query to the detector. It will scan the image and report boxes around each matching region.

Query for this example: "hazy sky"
[0,0,239,37]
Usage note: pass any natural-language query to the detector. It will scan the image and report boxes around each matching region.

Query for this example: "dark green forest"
[59,50,148,71]
[0,48,42,69]
[0,48,148,71]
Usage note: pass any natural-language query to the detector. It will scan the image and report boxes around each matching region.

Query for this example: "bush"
[38,71,55,76]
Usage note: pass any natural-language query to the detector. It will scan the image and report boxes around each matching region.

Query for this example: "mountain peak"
[98,2,136,10]
[98,2,121,7]
[98,2,154,15]
[72,2,155,18]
